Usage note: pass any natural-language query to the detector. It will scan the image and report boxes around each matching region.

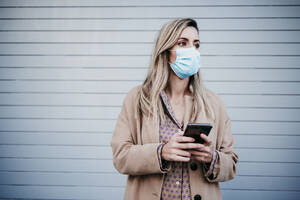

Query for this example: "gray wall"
[0,0,300,199]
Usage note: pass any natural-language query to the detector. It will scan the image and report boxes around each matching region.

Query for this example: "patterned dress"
[158,90,217,200]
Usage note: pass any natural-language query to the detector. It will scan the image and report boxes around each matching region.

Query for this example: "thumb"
[177,129,184,136]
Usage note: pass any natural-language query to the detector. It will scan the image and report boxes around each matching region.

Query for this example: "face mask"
[169,47,201,79]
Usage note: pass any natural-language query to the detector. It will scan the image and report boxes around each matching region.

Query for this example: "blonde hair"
[136,18,215,123]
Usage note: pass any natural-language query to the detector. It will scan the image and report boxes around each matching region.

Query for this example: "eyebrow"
[178,37,200,42]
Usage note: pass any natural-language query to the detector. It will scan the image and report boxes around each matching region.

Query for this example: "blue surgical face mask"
[168,47,201,79]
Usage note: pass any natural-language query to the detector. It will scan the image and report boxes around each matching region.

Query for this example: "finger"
[173,149,191,158]
[175,135,195,143]
[173,155,190,162]
[190,151,213,163]
[188,146,211,153]
[200,133,212,146]
[177,129,184,136]
[169,130,185,141]
[188,150,209,157]
[177,142,203,149]
[169,133,182,142]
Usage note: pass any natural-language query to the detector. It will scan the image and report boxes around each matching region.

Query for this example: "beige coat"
[110,85,239,200]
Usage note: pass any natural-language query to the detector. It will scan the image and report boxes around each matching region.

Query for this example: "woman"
[110,18,238,200]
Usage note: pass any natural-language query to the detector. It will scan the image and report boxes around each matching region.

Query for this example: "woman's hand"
[161,130,203,162]
[188,133,214,163]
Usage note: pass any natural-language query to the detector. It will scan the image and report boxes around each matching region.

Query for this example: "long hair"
[136,18,215,123]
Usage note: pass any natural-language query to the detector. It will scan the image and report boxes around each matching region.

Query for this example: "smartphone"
[184,123,213,144]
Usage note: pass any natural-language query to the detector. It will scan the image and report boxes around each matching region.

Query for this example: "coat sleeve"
[203,99,239,182]
[110,87,167,175]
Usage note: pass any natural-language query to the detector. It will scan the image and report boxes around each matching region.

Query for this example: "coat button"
[190,162,198,171]
[194,194,202,200]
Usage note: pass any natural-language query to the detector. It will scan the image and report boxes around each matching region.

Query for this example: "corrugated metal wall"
[0,0,299,199]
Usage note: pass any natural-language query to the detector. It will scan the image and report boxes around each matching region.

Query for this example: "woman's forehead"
[179,26,199,40]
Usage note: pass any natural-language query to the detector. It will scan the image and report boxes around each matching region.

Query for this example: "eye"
[177,41,186,47]
[194,43,200,49]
